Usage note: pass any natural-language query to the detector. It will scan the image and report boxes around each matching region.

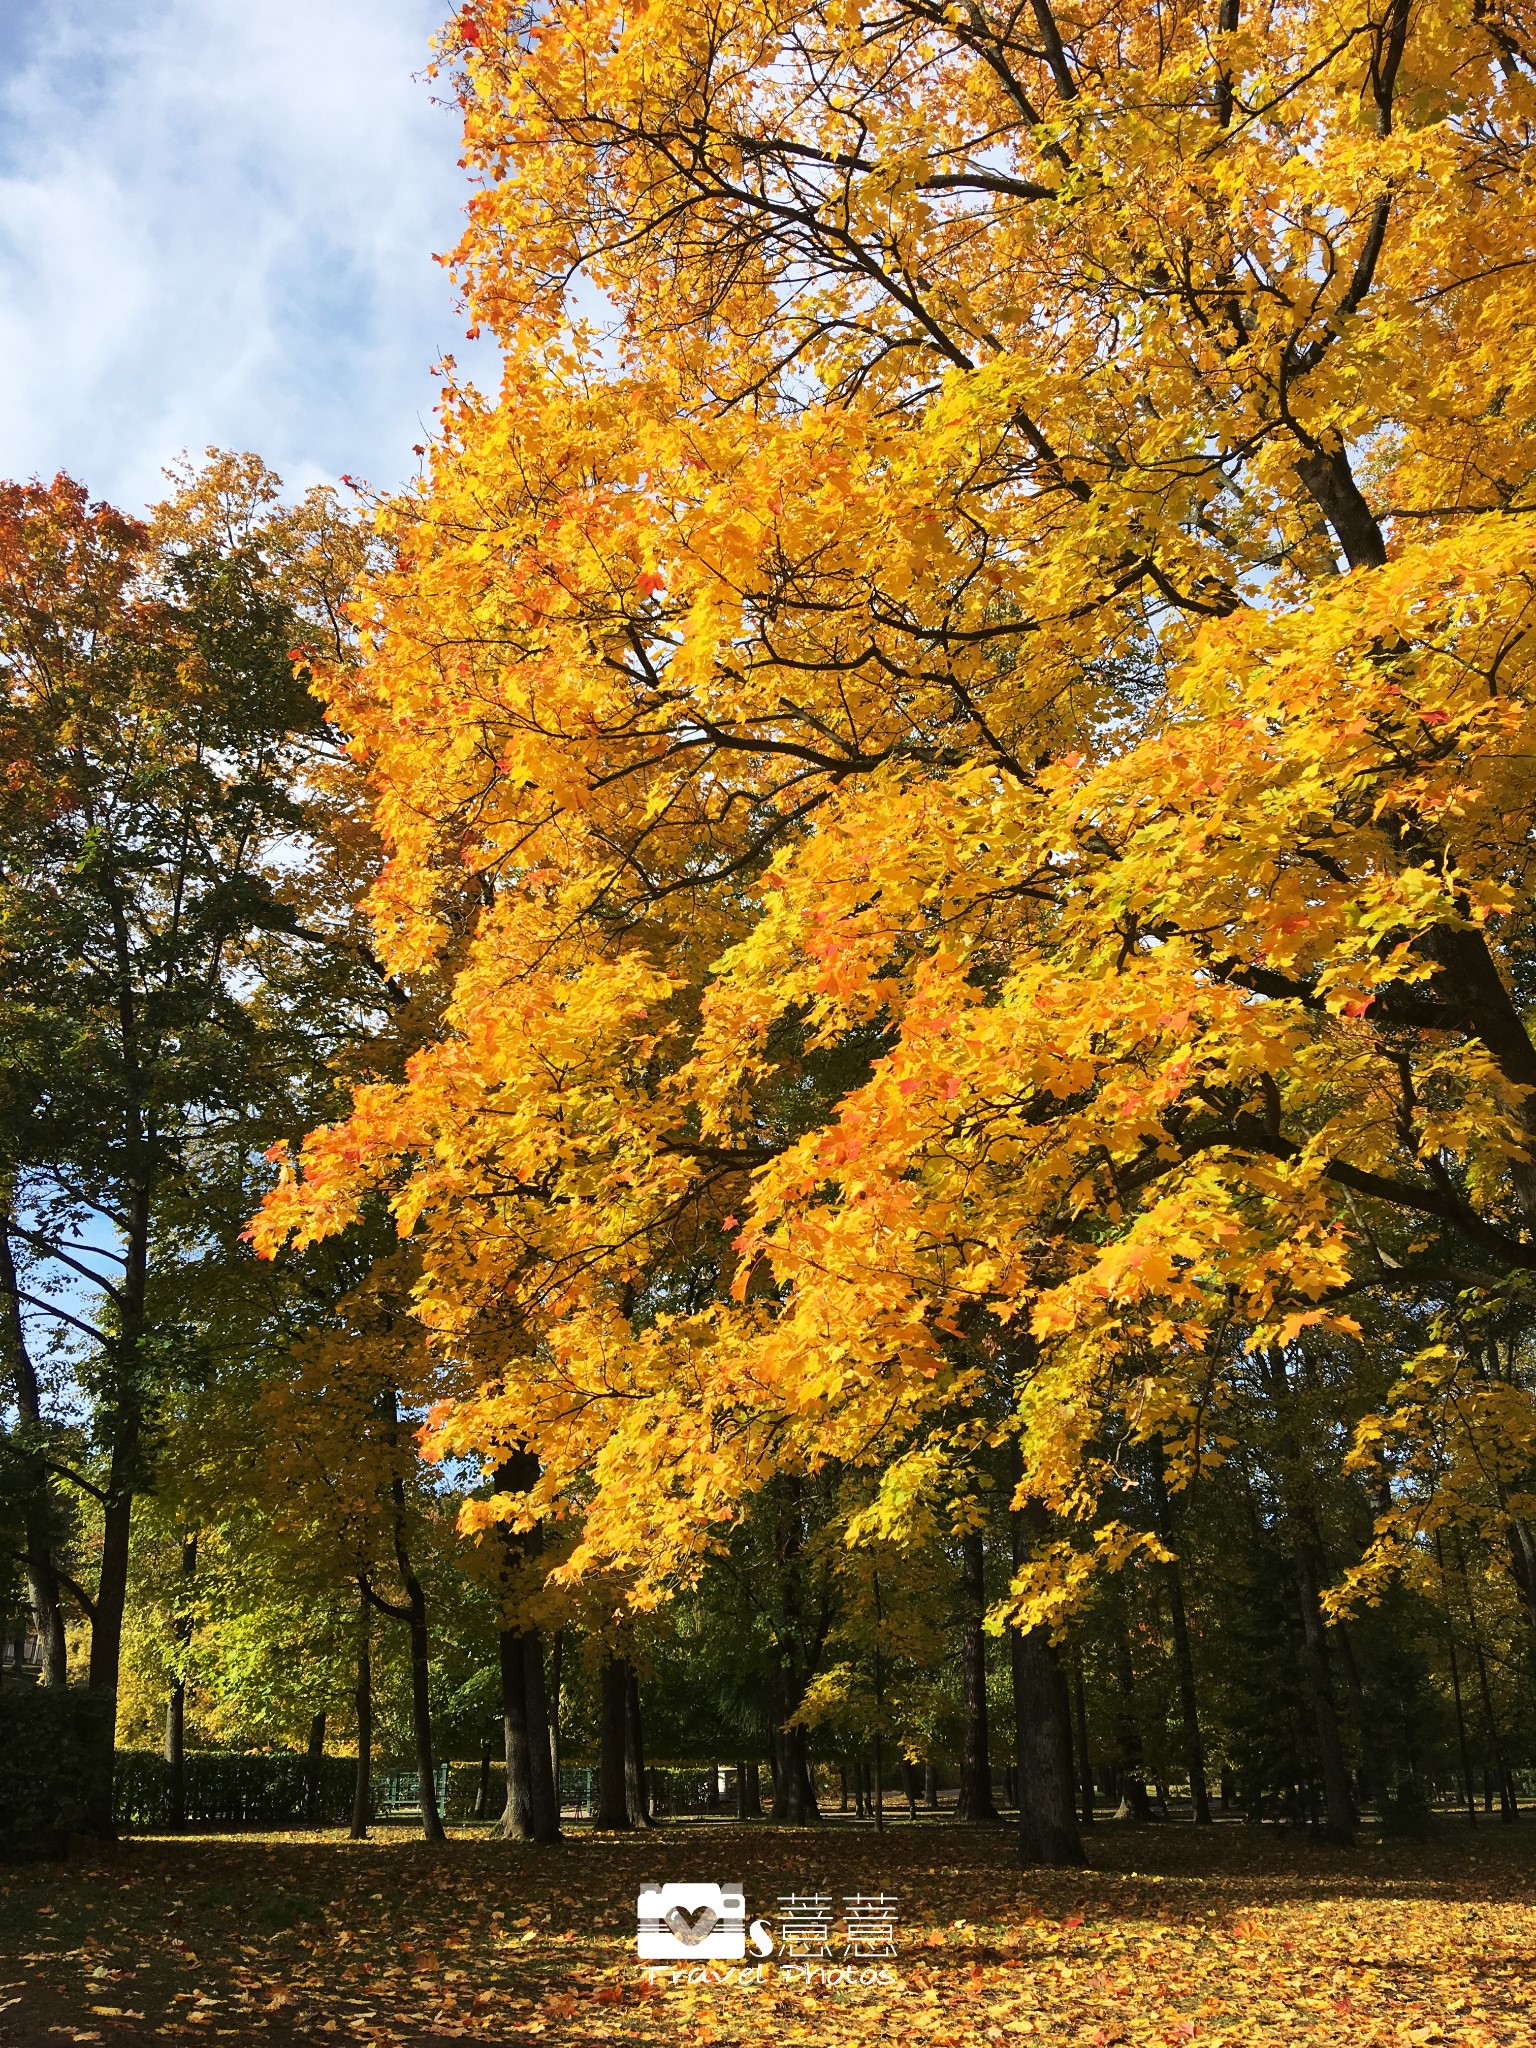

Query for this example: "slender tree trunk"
[1454,1532,1518,1820]
[85,1179,152,1832]
[1292,1537,1354,1846]
[164,1531,196,1830]
[741,1757,762,1816]
[548,1628,563,1812]
[405,1594,445,1843]
[474,1748,492,1821]
[1072,1651,1095,1826]
[1111,1611,1152,1822]
[626,1666,650,1826]
[305,1711,327,1826]
[1446,1625,1477,1825]
[1163,1562,1212,1824]
[0,1219,67,1688]
[351,1589,372,1840]
[594,1654,633,1828]
[924,1758,939,1809]
[902,1759,920,1817]
[955,1529,998,1821]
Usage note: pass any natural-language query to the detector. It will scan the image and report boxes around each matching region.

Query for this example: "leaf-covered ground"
[2,1818,1533,2046]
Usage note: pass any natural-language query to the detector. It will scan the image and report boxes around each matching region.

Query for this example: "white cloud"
[0,0,487,511]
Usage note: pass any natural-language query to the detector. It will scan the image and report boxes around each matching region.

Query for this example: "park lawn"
[1,1818,1534,2047]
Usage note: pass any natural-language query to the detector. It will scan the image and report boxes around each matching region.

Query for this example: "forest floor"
[1,1814,1533,2047]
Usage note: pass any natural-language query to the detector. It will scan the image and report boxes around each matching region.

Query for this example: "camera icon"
[637,1882,747,1959]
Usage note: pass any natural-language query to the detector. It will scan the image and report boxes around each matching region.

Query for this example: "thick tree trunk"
[1008,1452,1083,1865]
[594,1654,633,1829]
[305,1711,326,1826]
[626,1666,650,1826]
[777,1721,820,1823]
[351,1591,372,1840]
[525,1634,559,1840]
[497,1625,534,1839]
[1012,1622,1084,1865]
[1292,1538,1355,1846]
[955,1530,998,1821]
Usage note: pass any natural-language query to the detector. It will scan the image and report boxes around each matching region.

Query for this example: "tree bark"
[164,1531,196,1830]
[777,1721,820,1823]
[955,1529,998,1821]
[524,1633,559,1840]
[1292,1536,1355,1845]
[351,1589,371,1840]
[1163,1564,1212,1824]
[497,1625,534,1839]
[1007,1443,1083,1865]
[0,1219,67,1689]
[594,1654,634,1828]
[547,1628,563,1811]
[304,1711,326,1825]
[626,1666,650,1825]
[1072,1651,1096,1826]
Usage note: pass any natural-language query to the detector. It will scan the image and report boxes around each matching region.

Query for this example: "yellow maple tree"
[256,0,1536,1856]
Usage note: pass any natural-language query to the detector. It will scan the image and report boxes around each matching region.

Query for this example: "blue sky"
[0,0,488,513]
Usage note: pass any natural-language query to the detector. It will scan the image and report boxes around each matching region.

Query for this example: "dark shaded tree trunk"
[1008,1442,1083,1865]
[1072,1651,1095,1826]
[404,1594,444,1843]
[0,1220,67,1689]
[1111,1609,1152,1822]
[474,1748,492,1821]
[497,1625,533,1839]
[351,1589,371,1840]
[1163,1565,1211,1824]
[491,1452,557,1841]
[525,1634,559,1840]
[1454,1532,1518,1820]
[902,1759,920,1817]
[305,1711,326,1826]
[85,1180,152,1833]
[626,1666,650,1825]
[924,1758,939,1808]
[594,1654,633,1829]
[955,1529,998,1821]
[1292,1536,1354,1846]
[361,1408,445,1846]
[548,1628,563,1810]
[737,1757,761,1818]
[777,1722,820,1823]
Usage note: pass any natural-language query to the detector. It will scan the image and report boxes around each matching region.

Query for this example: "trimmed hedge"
[0,1687,114,1858]
[114,1749,363,1830]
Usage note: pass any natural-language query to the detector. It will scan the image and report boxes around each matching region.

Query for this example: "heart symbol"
[664,1905,719,1947]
